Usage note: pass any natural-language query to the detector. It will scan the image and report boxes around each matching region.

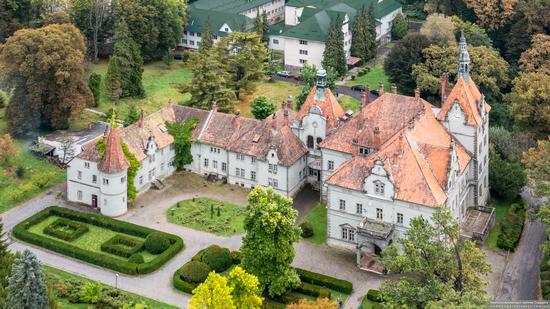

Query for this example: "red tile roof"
[296,87,345,132]
[98,127,129,173]
[437,77,491,127]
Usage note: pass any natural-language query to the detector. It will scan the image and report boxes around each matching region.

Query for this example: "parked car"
[293,75,302,81]
[351,85,366,92]
[277,71,292,78]
[370,89,380,97]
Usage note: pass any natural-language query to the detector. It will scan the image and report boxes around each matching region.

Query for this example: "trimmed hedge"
[144,232,171,254]
[13,206,184,275]
[128,253,144,264]
[179,261,211,284]
[43,218,89,241]
[367,289,382,302]
[295,268,353,294]
[299,221,314,238]
[497,203,526,251]
[542,251,550,300]
[201,245,232,272]
[100,234,144,258]
[173,268,199,294]
[295,282,331,299]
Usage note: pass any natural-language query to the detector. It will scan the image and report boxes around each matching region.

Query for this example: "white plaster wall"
[195,143,229,178]
[284,6,301,26]
[283,38,325,70]
[377,8,402,39]
[287,155,308,196]
[297,113,327,150]
[227,151,258,188]
[442,102,476,154]
[180,32,222,49]
[268,35,285,51]
[135,144,176,193]
[67,158,101,205]
[241,0,285,24]
[99,170,127,217]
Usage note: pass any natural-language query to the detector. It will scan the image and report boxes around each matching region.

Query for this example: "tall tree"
[88,72,102,107]
[0,23,92,135]
[5,250,49,309]
[189,272,234,309]
[251,96,276,120]
[0,0,42,43]
[111,19,144,98]
[322,15,346,77]
[420,14,455,46]
[261,11,269,45]
[489,147,527,200]
[350,6,368,61]
[465,0,519,30]
[227,266,263,309]
[104,56,122,100]
[519,34,550,75]
[240,187,301,297]
[451,16,492,47]
[113,0,185,62]
[0,218,15,309]
[391,13,408,40]
[379,208,491,308]
[182,51,237,112]
[384,33,431,94]
[214,32,267,99]
[166,118,199,170]
[0,133,16,166]
[506,72,550,134]
[68,0,111,62]
[365,4,377,60]
[199,18,214,52]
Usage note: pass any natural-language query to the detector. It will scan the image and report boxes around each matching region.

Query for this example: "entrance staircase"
[151,179,165,190]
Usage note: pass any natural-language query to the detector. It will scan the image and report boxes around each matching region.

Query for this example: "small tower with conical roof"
[457,31,470,81]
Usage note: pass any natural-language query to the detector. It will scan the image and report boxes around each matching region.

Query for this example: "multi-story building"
[67,36,493,271]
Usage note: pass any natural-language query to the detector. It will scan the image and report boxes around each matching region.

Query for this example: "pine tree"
[112,19,145,98]
[351,6,368,61]
[322,15,347,77]
[105,56,122,100]
[391,13,408,40]
[0,219,8,257]
[199,18,214,52]
[88,73,102,107]
[0,219,15,309]
[366,4,377,60]
[261,11,269,45]
[5,250,49,309]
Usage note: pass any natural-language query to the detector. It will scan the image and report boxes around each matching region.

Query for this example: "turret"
[457,31,471,81]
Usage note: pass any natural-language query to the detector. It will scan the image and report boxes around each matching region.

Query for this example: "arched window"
[307,135,314,149]
[316,137,322,148]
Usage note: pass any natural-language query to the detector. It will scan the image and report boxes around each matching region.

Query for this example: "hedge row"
[497,203,526,251]
[100,234,144,258]
[43,218,89,241]
[173,267,199,294]
[367,289,382,302]
[295,268,353,294]
[13,206,184,275]
[295,282,331,299]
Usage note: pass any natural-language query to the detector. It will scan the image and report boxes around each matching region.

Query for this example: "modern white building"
[67,36,493,272]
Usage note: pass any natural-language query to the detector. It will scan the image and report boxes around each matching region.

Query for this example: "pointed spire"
[98,126,129,174]
[457,30,471,81]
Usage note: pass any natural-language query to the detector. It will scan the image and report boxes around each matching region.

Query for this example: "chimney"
[441,70,449,102]
[414,88,420,100]
[361,87,369,109]
[287,96,293,109]
[378,82,384,96]
[284,108,289,126]
[391,83,397,94]
[138,110,144,128]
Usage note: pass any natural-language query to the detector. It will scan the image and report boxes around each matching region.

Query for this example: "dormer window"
[359,147,372,156]
[374,182,385,195]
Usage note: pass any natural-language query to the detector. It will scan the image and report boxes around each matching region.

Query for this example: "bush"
[144,232,171,254]
[16,166,26,178]
[299,221,314,238]
[173,269,198,293]
[43,218,89,242]
[497,203,526,251]
[295,268,353,294]
[128,253,144,264]
[230,250,241,264]
[201,245,232,272]
[295,282,331,299]
[13,206,184,275]
[179,261,211,284]
[100,234,144,258]
[367,289,382,302]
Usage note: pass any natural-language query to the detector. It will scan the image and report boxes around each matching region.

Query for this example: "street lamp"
[115,273,119,289]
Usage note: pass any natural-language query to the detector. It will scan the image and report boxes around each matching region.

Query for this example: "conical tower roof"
[98,126,129,173]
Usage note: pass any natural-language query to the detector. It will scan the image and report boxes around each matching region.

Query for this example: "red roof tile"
[98,127,129,173]
[437,77,491,127]
[296,87,345,132]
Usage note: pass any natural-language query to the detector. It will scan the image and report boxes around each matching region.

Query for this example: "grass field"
[361,295,381,309]
[45,266,178,309]
[485,197,518,250]
[339,95,361,113]
[302,204,327,245]
[346,63,391,92]
[167,197,246,236]
[237,80,302,118]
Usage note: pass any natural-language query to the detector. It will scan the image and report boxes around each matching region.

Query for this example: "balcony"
[357,217,394,240]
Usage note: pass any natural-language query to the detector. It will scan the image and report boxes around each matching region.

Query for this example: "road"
[497,188,548,301]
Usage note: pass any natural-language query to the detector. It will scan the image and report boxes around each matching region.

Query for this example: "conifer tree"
[199,19,214,52]
[0,218,14,309]
[322,15,347,77]
[105,56,123,100]
[351,6,368,61]
[366,4,377,60]
[112,19,145,98]
[261,11,270,45]
[5,250,49,309]
[88,72,102,107]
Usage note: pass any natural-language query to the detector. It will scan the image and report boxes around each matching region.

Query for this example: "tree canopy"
[166,117,199,170]
[506,72,550,134]
[0,23,92,135]
[420,14,456,46]
[351,6,376,63]
[240,186,302,297]
[251,96,276,120]
[110,19,145,98]
[391,13,408,40]
[68,0,111,61]
[519,34,550,75]
[465,0,518,30]
[189,272,234,309]
[5,250,49,309]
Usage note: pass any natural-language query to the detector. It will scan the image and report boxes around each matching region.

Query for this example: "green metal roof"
[190,0,273,15]
[186,7,254,37]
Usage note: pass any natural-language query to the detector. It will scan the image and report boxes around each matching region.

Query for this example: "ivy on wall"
[166,117,199,170]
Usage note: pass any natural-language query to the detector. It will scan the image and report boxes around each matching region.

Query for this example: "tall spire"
[457,30,470,81]
[314,69,327,100]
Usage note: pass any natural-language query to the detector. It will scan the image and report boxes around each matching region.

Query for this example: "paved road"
[497,188,548,301]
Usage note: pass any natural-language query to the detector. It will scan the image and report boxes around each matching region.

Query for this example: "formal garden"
[173,245,352,308]
[167,197,246,236]
[13,206,183,275]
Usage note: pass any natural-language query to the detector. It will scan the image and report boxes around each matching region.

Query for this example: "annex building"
[67,35,494,269]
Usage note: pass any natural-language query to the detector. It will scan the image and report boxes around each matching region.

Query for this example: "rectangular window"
[342,227,348,239]
[236,167,240,176]
[339,199,346,211]
[299,40,308,45]
[397,213,403,224]
[376,208,383,220]
[213,160,218,169]
[149,154,155,163]
[222,162,227,171]
[251,157,256,164]
[77,190,82,200]
[251,171,256,181]
[204,158,209,167]
[273,179,278,188]
[84,162,90,169]
[121,176,126,184]
[375,183,385,195]
[328,160,334,170]
[299,59,307,64]
[148,169,155,181]
[139,176,144,185]
[92,175,97,183]
[103,178,109,185]
[77,171,82,180]
[299,49,308,55]
[356,203,363,215]
[273,39,279,44]
[189,40,194,46]
[349,229,355,241]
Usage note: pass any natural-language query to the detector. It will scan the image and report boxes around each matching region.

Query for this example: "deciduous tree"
[5,250,49,309]
[0,23,92,134]
[322,16,347,77]
[166,118,199,170]
[286,298,337,309]
[420,14,455,46]
[523,136,550,199]
[189,272,234,309]
[0,133,16,166]
[240,187,301,297]
[251,96,276,120]
[88,72,102,107]
[451,16,492,47]
[384,34,430,94]
[465,0,518,30]
[68,0,111,62]
[379,208,490,308]
[489,147,526,200]
[506,72,550,134]
[519,34,550,75]
[227,266,263,309]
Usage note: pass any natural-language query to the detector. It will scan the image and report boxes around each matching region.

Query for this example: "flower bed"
[13,206,184,275]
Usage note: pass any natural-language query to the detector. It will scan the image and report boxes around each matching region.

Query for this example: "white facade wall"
[99,170,127,217]
[321,148,353,196]
[241,0,285,24]
[195,143,229,177]
[135,143,176,193]
[67,158,101,206]
[268,35,285,51]
[180,31,222,49]
[228,151,258,188]
[284,5,302,26]
[376,8,402,40]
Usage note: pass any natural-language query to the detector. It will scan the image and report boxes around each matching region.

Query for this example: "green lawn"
[361,295,381,309]
[339,95,361,113]
[167,197,246,236]
[485,197,518,250]
[236,79,302,118]
[302,204,327,245]
[346,63,391,92]
[44,266,178,309]
[0,139,65,214]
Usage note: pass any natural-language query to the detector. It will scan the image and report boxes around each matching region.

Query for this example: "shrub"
[367,289,382,302]
[144,232,171,254]
[201,245,232,272]
[13,206,184,275]
[230,250,241,264]
[100,234,144,258]
[295,282,331,299]
[128,253,144,264]
[299,221,314,238]
[497,203,526,251]
[16,166,26,178]
[295,268,353,294]
[179,261,211,284]
[43,218,89,241]
[541,271,550,281]
[173,269,198,293]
